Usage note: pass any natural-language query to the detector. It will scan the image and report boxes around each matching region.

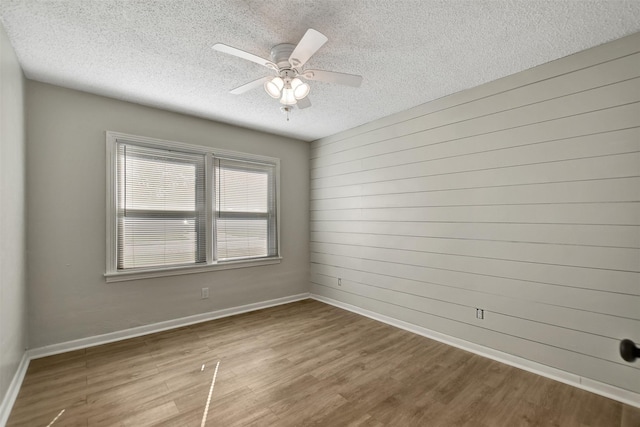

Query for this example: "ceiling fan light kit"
[213,29,363,117]
[264,70,310,106]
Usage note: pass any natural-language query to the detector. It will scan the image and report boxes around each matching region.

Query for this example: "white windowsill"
[104,257,282,283]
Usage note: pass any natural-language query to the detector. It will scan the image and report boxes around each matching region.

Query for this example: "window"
[116,144,207,269]
[215,158,278,260]
[106,132,280,281]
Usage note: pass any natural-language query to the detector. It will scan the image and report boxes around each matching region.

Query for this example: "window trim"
[105,131,281,282]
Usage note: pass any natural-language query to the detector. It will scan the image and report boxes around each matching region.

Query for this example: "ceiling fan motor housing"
[270,43,297,70]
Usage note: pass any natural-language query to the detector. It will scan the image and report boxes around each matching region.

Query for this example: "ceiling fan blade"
[301,69,363,87]
[296,97,311,109]
[213,43,276,70]
[288,29,328,68]
[230,76,270,95]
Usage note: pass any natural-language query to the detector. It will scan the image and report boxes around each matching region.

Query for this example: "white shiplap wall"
[309,32,640,398]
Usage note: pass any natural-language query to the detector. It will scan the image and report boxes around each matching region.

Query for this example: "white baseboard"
[0,352,30,427]
[311,293,640,409]
[28,293,310,360]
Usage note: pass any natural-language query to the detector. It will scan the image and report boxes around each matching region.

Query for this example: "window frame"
[116,144,208,270]
[214,156,278,262]
[105,131,281,283]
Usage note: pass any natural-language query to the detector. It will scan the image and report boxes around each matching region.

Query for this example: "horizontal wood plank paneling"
[350,154,637,196]
[311,102,640,171]
[310,220,640,248]
[310,32,640,395]
[311,177,640,210]
[310,232,640,271]
[313,126,640,181]
[310,247,640,317]
[310,267,640,341]
[311,202,640,225]
[310,250,640,296]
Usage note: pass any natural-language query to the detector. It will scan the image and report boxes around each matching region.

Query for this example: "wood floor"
[7,300,638,426]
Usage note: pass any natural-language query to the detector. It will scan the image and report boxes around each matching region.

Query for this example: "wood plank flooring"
[7,300,638,426]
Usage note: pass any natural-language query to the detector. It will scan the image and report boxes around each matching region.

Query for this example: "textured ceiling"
[1,1,640,142]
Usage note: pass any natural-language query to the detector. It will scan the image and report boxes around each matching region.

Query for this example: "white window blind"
[116,143,206,269]
[215,158,277,260]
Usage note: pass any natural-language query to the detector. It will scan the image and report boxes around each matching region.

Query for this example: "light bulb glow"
[264,77,284,98]
[280,87,297,105]
[291,78,310,100]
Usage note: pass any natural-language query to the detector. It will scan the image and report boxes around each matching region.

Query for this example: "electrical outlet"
[476,308,484,319]
[338,278,342,286]
[201,287,209,299]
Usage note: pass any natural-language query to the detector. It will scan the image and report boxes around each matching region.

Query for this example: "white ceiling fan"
[213,29,363,115]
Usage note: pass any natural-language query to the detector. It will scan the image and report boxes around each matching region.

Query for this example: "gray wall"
[26,81,310,347]
[310,32,640,394]
[0,22,27,402]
